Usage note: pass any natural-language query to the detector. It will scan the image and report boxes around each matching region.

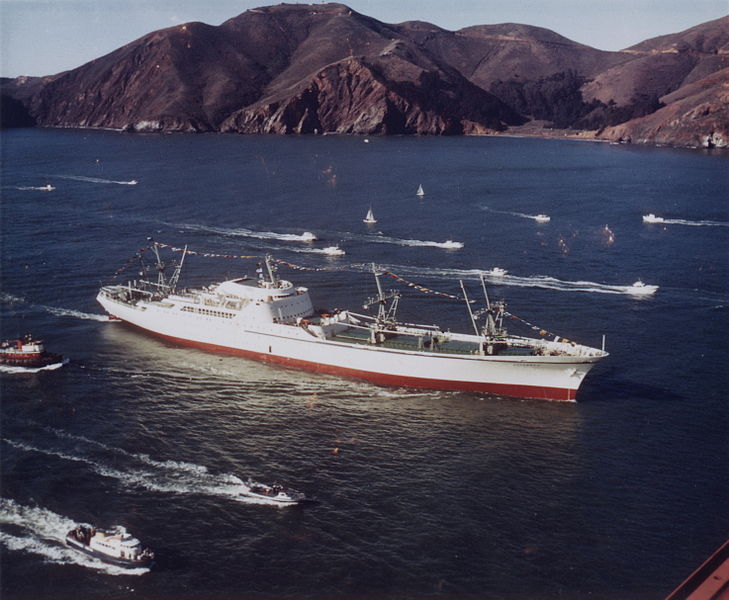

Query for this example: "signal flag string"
[110,240,576,343]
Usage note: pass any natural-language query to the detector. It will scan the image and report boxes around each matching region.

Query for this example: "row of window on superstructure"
[181,306,234,319]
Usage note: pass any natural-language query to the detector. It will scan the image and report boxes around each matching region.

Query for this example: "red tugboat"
[0,335,62,368]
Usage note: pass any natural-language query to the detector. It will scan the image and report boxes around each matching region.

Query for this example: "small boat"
[322,246,345,256]
[238,479,307,504]
[534,214,550,223]
[300,231,317,242]
[440,240,464,249]
[66,525,154,569]
[627,280,658,296]
[363,207,377,224]
[416,184,425,197]
[41,184,55,191]
[127,180,138,185]
[0,335,63,368]
[642,213,664,223]
[486,267,508,277]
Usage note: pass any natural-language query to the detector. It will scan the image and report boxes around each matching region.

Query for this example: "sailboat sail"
[363,207,377,224]
[416,184,424,197]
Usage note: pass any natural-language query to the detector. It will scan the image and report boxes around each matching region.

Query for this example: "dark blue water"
[1,129,727,599]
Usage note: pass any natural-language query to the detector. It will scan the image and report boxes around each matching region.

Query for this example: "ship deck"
[328,326,535,357]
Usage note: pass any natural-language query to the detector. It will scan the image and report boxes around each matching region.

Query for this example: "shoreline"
[7,123,726,152]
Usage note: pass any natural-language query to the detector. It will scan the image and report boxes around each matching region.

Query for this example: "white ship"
[97,245,608,401]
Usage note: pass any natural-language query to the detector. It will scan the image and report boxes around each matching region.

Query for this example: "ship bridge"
[214,278,298,301]
[213,278,315,323]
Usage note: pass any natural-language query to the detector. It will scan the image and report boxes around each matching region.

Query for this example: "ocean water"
[1,129,727,600]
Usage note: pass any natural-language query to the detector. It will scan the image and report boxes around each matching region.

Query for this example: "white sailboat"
[416,184,425,197]
[363,207,377,224]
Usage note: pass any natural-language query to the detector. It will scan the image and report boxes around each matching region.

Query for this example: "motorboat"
[534,214,550,223]
[486,267,508,277]
[66,525,154,568]
[322,246,345,256]
[642,213,664,223]
[300,231,317,242]
[627,280,658,296]
[238,479,307,504]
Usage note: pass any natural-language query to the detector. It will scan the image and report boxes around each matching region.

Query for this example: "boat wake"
[54,175,137,186]
[2,432,297,508]
[0,293,109,322]
[16,185,55,192]
[41,306,111,321]
[391,265,658,297]
[642,214,728,227]
[0,359,67,374]
[480,206,550,223]
[364,235,464,250]
[169,221,319,243]
[0,498,148,575]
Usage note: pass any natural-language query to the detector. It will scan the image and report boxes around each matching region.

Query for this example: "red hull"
[0,353,63,368]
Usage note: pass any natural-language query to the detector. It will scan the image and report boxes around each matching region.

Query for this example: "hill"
[1,3,727,147]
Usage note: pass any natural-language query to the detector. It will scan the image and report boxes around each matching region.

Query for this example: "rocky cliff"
[2,3,727,148]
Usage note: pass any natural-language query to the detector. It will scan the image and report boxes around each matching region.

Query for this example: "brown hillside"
[2,3,726,147]
[599,67,729,148]
[22,3,520,134]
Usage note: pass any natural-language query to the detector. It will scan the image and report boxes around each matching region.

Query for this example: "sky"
[1,0,727,78]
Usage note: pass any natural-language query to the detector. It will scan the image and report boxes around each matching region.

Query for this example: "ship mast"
[474,274,506,339]
[150,243,168,288]
[264,255,279,286]
[167,245,187,292]
[363,263,400,327]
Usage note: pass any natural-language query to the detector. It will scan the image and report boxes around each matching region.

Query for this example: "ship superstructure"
[97,246,607,401]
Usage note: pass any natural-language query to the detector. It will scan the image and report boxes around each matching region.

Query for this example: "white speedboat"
[534,214,550,223]
[440,240,464,249]
[486,267,508,277]
[66,525,154,568]
[627,280,658,296]
[238,479,307,504]
[322,246,345,256]
[642,213,664,223]
[300,231,318,242]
